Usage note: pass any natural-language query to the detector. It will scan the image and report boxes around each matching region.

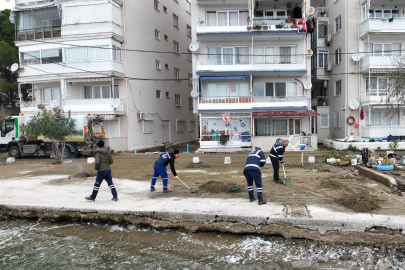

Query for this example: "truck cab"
[0,118,17,152]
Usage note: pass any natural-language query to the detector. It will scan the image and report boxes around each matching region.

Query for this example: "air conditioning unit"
[137,112,144,121]
[325,34,332,45]
[325,61,333,71]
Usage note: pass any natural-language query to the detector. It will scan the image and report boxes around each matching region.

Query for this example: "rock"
[365,259,374,265]
[316,256,329,263]
[339,255,352,261]
[377,262,392,269]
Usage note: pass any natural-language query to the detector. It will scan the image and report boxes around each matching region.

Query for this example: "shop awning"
[253,111,320,117]
[200,76,249,80]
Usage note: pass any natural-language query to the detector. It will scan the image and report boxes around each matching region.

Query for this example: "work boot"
[150,188,156,192]
[249,197,256,202]
[85,196,95,202]
[274,180,284,184]
[258,198,267,205]
[112,197,118,201]
[163,189,172,193]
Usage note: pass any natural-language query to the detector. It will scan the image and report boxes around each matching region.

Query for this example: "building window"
[367,109,399,126]
[188,73,193,85]
[173,41,179,54]
[188,97,193,108]
[163,6,167,13]
[42,88,61,104]
[335,80,341,96]
[20,51,41,65]
[187,49,192,61]
[206,83,249,97]
[335,48,341,64]
[173,14,179,28]
[366,76,388,96]
[317,50,328,68]
[155,29,160,39]
[321,114,329,128]
[174,68,180,80]
[166,91,170,98]
[208,46,250,65]
[372,43,401,56]
[154,0,159,10]
[143,120,153,134]
[206,10,249,26]
[335,15,341,33]
[175,94,181,106]
[156,60,161,69]
[40,49,63,64]
[156,90,161,99]
[176,119,185,132]
[252,82,297,97]
[187,24,191,37]
[65,45,113,63]
[112,45,121,62]
[189,119,196,131]
[164,35,168,41]
[165,63,169,69]
[288,119,301,135]
[334,112,341,128]
[84,85,119,99]
[254,46,297,64]
[186,1,191,13]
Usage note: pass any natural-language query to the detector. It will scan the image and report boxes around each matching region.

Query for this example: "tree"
[384,57,405,117]
[21,109,77,164]
[0,108,11,124]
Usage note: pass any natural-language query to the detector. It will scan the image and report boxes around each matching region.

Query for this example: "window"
[334,112,341,128]
[335,15,341,33]
[164,35,168,41]
[288,119,301,135]
[208,46,249,65]
[173,14,179,28]
[335,80,341,96]
[255,118,304,136]
[188,73,193,84]
[156,60,161,69]
[253,82,297,97]
[175,94,181,106]
[321,114,329,128]
[173,41,179,53]
[317,51,328,68]
[272,119,287,136]
[156,90,161,99]
[155,29,160,39]
[65,45,115,63]
[335,48,341,64]
[187,49,192,61]
[186,1,191,13]
[20,51,40,65]
[373,43,401,56]
[187,25,191,37]
[143,120,153,134]
[1,119,14,137]
[112,45,121,62]
[84,85,119,99]
[189,119,196,131]
[367,109,399,126]
[206,11,249,26]
[163,6,167,13]
[366,76,388,96]
[43,88,60,104]
[176,119,185,132]
[254,46,297,64]
[206,83,249,97]
[41,49,62,64]
[154,0,159,10]
[165,63,169,69]
[166,91,170,98]
[174,68,180,80]
[189,97,193,108]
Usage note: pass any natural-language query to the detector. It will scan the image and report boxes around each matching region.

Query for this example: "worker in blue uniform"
[244,146,267,205]
[269,138,289,184]
[150,149,180,192]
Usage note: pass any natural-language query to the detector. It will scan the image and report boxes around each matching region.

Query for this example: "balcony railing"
[199,96,306,105]
[197,55,305,66]
[361,126,405,139]
[360,91,401,104]
[360,55,403,72]
[199,97,252,104]
[361,18,405,36]
[252,96,306,103]
[314,7,329,18]
[17,27,61,41]
[62,22,122,37]
[311,96,329,107]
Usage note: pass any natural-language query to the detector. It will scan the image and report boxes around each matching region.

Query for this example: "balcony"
[62,22,122,38]
[314,7,329,18]
[196,55,307,76]
[311,96,329,107]
[361,126,405,139]
[360,18,405,38]
[360,91,401,105]
[18,61,123,82]
[360,55,401,73]
[198,96,307,111]
[17,27,61,41]
[20,98,125,114]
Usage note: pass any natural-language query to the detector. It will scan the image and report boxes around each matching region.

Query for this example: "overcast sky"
[1,0,16,11]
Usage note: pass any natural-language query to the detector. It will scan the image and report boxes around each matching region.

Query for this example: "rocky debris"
[340,254,352,261]
[384,189,404,196]
[366,259,374,265]
[316,255,329,263]
[377,261,393,269]
[71,171,96,178]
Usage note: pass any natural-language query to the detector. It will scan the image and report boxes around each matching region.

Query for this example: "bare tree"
[384,57,405,117]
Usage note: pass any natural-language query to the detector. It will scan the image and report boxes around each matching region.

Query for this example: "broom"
[228,178,245,191]
[281,164,292,185]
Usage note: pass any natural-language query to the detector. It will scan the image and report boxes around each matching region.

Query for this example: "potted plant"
[263,23,269,30]
[247,16,252,30]
[377,157,394,171]
[254,24,262,30]
[275,23,283,29]
[219,134,229,146]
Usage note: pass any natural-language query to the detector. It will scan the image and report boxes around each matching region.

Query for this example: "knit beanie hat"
[173,149,180,154]
[97,140,105,148]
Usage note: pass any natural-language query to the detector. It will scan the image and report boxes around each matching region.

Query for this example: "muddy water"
[0,221,404,270]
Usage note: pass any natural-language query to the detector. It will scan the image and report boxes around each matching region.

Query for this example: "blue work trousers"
[270,156,280,181]
[150,164,169,190]
[90,169,117,199]
[244,169,263,199]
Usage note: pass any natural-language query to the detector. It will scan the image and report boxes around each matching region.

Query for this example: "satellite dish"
[189,42,200,52]
[10,63,19,72]
[112,98,121,108]
[306,49,313,57]
[190,90,198,98]
[349,99,359,110]
[50,100,59,108]
[303,82,312,90]
[306,7,315,15]
[352,53,361,62]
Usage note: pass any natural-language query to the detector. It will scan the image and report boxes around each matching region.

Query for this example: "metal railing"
[311,96,329,107]
[361,17,405,35]
[199,97,252,104]
[315,7,329,18]
[197,54,304,65]
[17,26,61,41]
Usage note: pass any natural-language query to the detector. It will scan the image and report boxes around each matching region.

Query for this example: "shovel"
[228,178,245,191]
[167,169,196,193]
[281,164,292,185]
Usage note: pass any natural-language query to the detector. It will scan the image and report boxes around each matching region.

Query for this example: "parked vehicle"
[0,115,105,159]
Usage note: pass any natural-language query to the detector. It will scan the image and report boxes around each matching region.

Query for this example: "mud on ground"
[0,151,404,215]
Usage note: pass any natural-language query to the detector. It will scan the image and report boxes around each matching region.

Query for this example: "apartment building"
[191,0,318,151]
[13,0,197,151]
[311,0,405,142]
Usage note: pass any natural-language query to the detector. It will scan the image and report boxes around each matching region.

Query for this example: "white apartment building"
[311,0,405,142]
[191,0,318,151]
[13,0,198,151]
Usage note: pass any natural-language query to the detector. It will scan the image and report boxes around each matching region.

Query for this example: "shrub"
[347,144,358,152]
[327,152,342,160]
[382,157,393,166]
[369,138,375,142]
[377,146,381,150]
